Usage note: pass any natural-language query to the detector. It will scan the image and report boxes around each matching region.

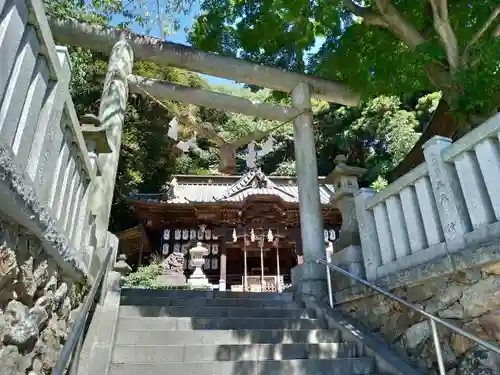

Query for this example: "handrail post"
[325,247,334,308]
[316,258,500,360]
[430,318,446,375]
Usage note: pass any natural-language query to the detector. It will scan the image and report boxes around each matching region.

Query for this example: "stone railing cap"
[80,114,112,154]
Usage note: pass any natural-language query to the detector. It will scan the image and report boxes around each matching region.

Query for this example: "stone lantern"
[325,155,367,283]
[114,254,132,276]
[188,242,210,288]
[326,155,367,250]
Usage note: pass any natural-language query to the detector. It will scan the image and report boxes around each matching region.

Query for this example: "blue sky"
[112,0,325,88]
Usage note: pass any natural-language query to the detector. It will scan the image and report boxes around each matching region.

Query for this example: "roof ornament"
[167,176,189,203]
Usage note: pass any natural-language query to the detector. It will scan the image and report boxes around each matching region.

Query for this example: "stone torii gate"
[53,18,360,298]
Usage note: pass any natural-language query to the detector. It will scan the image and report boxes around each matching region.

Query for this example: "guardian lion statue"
[160,252,185,274]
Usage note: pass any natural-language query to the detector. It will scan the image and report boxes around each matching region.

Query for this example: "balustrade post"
[76,115,112,268]
[355,188,381,281]
[423,136,469,252]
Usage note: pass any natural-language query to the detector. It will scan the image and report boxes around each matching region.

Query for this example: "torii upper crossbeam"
[48,17,360,106]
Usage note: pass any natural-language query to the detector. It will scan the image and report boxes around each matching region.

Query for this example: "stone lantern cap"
[189,242,210,256]
[114,253,132,275]
[328,155,367,179]
[326,155,367,197]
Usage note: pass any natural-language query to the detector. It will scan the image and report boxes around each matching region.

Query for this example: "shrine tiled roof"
[130,169,336,205]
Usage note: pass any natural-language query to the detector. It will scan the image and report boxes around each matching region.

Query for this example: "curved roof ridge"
[213,169,258,200]
[214,168,299,202]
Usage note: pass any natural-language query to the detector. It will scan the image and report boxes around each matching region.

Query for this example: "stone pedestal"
[219,279,226,291]
[188,267,210,288]
[329,245,365,291]
[156,273,186,287]
[291,261,328,300]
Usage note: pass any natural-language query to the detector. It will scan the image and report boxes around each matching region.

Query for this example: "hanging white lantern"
[205,229,211,240]
[212,258,218,270]
[204,258,211,270]
[329,229,336,240]
[163,229,170,240]
[174,229,181,240]
[174,243,181,252]
[233,228,237,243]
[267,229,274,243]
[324,229,329,242]
[211,244,219,255]
[162,243,169,255]
[250,228,255,242]
[182,229,189,240]
[190,229,197,240]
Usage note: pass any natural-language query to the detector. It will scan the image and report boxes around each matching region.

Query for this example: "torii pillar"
[290,82,328,300]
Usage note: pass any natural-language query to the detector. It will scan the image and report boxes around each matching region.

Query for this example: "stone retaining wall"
[337,264,500,375]
[0,219,88,374]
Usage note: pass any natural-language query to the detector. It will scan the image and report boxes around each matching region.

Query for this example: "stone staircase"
[108,289,381,375]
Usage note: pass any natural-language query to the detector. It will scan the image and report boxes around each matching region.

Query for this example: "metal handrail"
[317,258,500,375]
[52,247,114,375]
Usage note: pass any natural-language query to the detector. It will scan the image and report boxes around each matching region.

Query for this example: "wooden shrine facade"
[119,169,341,291]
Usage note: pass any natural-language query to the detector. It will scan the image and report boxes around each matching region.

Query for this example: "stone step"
[119,305,313,319]
[112,343,358,363]
[109,358,375,375]
[120,288,294,302]
[117,316,325,331]
[114,329,342,346]
[120,295,301,309]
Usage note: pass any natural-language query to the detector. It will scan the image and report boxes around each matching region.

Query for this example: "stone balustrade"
[0,0,103,277]
[356,113,500,281]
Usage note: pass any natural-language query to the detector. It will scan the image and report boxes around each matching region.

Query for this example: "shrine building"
[118,168,341,292]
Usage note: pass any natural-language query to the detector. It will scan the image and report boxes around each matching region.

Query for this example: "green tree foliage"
[55,0,437,233]
[263,95,422,183]
[190,0,500,127]
[183,89,424,186]
[68,48,210,231]
[44,0,196,34]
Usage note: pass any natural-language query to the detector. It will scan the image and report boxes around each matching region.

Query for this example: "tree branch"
[428,0,459,72]
[342,0,389,28]
[374,0,426,50]
[463,6,500,62]
[372,0,455,98]
[440,0,448,20]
